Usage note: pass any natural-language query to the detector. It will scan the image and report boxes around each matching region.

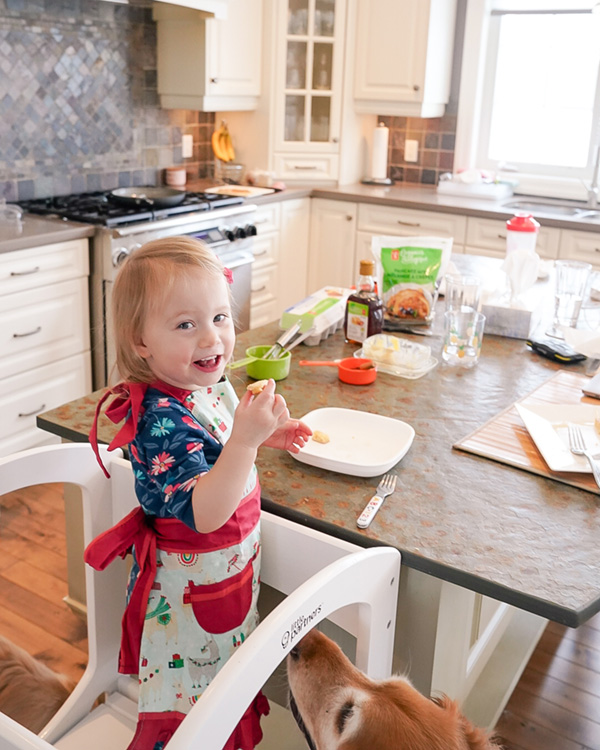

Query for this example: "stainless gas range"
[19,191,258,388]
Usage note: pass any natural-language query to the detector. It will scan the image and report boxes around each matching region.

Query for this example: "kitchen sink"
[502,199,600,220]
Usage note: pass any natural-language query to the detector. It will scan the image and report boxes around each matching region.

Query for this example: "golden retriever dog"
[0,635,75,734]
[287,629,503,750]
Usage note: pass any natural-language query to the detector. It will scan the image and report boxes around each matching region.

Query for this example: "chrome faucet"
[588,144,600,208]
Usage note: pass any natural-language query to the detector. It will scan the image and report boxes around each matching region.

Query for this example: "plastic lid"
[506,213,540,232]
[359,259,375,275]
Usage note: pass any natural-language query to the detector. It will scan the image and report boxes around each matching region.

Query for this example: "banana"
[211,121,235,163]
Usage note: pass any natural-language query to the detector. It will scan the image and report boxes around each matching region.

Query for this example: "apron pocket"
[183,556,255,634]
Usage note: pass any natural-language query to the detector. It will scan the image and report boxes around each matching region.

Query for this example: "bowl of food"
[228,345,291,381]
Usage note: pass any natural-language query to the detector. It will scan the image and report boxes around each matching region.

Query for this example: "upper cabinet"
[153,0,262,111]
[353,0,457,118]
[271,0,346,182]
[153,0,227,17]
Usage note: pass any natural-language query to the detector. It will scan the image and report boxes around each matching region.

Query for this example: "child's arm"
[191,380,288,532]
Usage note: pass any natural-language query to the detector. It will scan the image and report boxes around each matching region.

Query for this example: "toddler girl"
[86,237,312,750]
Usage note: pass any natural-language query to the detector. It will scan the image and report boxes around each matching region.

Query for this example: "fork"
[567,423,600,490]
[357,473,398,529]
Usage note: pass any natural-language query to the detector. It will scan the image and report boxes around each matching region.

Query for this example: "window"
[456,0,600,199]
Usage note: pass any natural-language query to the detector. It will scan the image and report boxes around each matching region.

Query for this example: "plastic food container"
[357,333,438,379]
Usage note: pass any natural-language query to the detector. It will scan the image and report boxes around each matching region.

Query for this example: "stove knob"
[112,247,130,267]
[244,224,257,237]
[234,226,247,239]
[225,229,235,242]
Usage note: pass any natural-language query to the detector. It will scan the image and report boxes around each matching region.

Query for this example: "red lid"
[506,213,540,232]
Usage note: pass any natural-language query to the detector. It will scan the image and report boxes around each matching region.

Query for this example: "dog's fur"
[287,629,503,750]
[0,635,75,734]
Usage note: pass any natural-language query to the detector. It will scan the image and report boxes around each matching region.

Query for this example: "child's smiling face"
[135,268,235,390]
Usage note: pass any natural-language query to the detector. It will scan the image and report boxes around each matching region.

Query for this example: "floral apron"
[85,385,269,750]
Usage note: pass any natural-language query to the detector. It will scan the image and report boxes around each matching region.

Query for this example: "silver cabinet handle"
[497,233,506,239]
[293,165,318,170]
[397,220,421,227]
[253,285,267,293]
[19,403,46,418]
[13,326,42,338]
[11,266,40,276]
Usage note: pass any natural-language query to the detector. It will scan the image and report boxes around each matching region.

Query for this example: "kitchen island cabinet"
[36,256,600,730]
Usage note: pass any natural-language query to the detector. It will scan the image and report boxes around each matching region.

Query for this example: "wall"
[0,0,215,202]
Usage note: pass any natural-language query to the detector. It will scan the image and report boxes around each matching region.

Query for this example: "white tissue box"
[481,303,535,339]
[436,181,513,201]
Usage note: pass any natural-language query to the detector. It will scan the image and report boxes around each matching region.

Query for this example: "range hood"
[152,0,227,18]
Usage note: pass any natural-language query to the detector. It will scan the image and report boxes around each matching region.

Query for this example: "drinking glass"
[444,273,482,313]
[547,260,592,339]
[443,310,486,368]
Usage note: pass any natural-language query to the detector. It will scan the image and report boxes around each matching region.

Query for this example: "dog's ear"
[433,695,501,749]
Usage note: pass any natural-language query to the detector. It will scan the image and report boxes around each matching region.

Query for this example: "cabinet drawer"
[274,153,339,183]
[0,239,88,296]
[253,202,281,235]
[250,299,278,330]
[251,264,278,306]
[0,351,92,457]
[560,229,600,267]
[252,233,279,270]
[358,203,467,244]
[0,278,90,380]
[466,217,560,259]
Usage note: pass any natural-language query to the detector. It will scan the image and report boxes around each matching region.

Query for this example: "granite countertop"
[0,213,95,254]
[37,263,600,629]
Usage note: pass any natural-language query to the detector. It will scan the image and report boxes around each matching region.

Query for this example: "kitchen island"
[37,283,600,729]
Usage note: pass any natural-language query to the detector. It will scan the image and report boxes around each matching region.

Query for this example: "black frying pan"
[109,186,186,209]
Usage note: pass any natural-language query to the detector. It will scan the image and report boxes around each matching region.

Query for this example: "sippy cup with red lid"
[505,213,540,255]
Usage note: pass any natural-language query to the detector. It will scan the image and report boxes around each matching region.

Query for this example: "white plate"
[515,402,600,472]
[290,407,415,477]
[204,185,276,197]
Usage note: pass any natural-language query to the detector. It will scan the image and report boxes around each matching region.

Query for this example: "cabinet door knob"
[346,215,353,221]
[332,137,339,143]
[210,77,218,84]
[413,84,420,92]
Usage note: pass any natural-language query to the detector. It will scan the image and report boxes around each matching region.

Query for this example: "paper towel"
[371,123,389,180]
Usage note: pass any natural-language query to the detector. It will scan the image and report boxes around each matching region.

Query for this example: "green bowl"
[245,345,291,381]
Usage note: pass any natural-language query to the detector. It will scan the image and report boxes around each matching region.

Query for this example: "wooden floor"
[0,483,599,749]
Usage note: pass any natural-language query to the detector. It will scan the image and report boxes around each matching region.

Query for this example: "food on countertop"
[246,380,269,395]
[362,334,431,371]
[595,412,600,437]
[372,235,452,326]
[211,120,235,163]
[311,430,330,444]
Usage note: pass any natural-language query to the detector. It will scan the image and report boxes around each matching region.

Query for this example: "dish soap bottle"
[344,259,383,345]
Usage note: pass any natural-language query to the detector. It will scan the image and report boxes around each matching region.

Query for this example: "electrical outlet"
[404,139,419,163]
[182,134,193,159]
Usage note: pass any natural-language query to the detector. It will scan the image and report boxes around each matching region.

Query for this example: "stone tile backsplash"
[0,0,215,201]
[380,114,457,187]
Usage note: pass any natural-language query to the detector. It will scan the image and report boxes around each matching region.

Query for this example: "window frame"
[455,0,600,200]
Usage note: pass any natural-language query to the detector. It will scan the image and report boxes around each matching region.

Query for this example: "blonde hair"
[111,236,231,383]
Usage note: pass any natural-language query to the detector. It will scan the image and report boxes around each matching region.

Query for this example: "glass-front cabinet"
[273,0,346,182]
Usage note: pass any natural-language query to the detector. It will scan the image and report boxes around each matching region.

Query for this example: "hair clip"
[223,267,234,284]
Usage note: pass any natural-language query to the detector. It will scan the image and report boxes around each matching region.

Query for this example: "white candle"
[371,123,389,180]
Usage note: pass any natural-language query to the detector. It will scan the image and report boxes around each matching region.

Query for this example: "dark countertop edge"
[38,413,599,627]
[0,218,95,254]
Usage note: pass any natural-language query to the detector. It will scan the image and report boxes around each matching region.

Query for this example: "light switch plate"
[405,139,419,162]
[182,134,193,159]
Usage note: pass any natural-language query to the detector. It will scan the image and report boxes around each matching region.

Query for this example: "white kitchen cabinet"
[154,0,262,111]
[353,0,457,118]
[250,197,310,328]
[465,216,560,260]
[0,238,92,457]
[559,227,600,269]
[308,198,357,290]
[358,202,467,248]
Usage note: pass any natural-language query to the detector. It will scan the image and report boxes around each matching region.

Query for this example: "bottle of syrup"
[344,259,383,345]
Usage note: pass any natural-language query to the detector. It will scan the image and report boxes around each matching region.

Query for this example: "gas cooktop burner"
[18,189,245,227]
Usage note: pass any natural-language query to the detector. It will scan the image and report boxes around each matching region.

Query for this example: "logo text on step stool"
[280,603,323,649]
